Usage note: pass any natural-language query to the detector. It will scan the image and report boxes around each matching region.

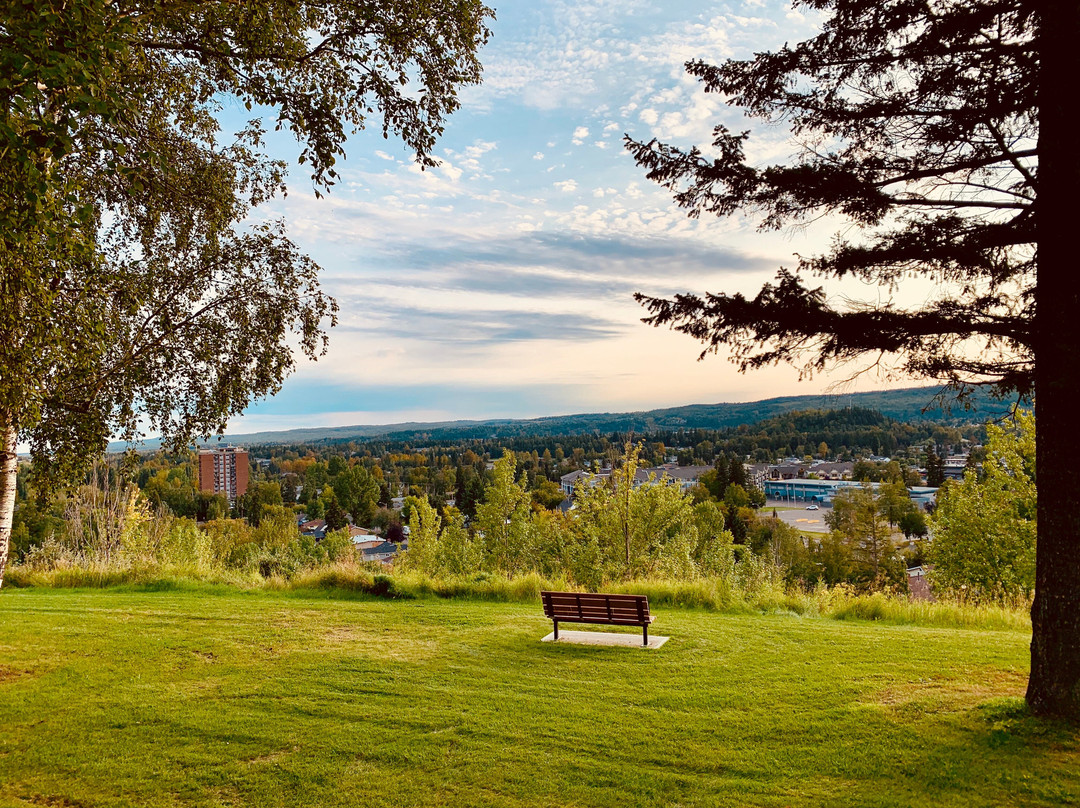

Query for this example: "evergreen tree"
[713,454,730,488]
[925,448,946,488]
[627,0,1079,716]
[324,494,348,533]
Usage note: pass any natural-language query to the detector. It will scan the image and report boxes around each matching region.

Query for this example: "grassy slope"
[0,588,1075,808]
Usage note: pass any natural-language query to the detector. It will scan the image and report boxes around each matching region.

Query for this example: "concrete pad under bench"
[541,629,669,649]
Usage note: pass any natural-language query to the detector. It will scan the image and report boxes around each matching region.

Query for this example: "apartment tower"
[197,446,249,502]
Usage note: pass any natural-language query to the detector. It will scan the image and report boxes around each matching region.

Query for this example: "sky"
[226,0,910,434]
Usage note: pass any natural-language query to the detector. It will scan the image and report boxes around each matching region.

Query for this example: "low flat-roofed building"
[765,478,860,502]
[764,478,937,507]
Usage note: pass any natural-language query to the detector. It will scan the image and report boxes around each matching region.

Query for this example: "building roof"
[809,461,854,475]
[361,541,403,562]
[765,478,857,489]
[646,465,712,481]
[562,465,713,487]
[560,470,594,484]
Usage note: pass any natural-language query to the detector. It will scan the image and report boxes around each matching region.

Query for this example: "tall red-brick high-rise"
[197,446,249,502]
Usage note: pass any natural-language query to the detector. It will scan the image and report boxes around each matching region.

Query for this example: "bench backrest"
[540,591,650,623]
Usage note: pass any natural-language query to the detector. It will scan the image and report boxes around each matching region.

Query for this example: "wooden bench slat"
[542,603,646,614]
[544,602,649,613]
[544,593,644,604]
[550,605,645,614]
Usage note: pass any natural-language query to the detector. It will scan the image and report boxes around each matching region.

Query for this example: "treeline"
[399,445,936,594]
[399,445,772,589]
[8,414,1038,607]
[9,406,981,559]
[255,406,981,467]
[244,406,980,514]
[192,385,1002,447]
[7,442,926,595]
[4,444,839,594]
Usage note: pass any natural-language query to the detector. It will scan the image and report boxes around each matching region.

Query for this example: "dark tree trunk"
[1027,0,1080,719]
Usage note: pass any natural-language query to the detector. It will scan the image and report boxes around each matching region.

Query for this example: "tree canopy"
[629,0,1035,398]
[0,0,493,585]
[929,410,1036,605]
[626,0,1080,717]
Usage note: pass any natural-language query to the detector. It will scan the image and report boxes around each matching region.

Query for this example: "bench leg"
[643,624,648,646]
[554,620,559,641]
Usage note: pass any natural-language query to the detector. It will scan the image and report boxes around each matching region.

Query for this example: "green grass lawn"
[0,587,1076,807]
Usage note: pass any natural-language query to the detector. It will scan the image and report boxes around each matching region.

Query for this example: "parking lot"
[764,499,832,533]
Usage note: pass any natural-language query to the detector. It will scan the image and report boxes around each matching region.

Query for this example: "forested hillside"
[108,385,1004,452]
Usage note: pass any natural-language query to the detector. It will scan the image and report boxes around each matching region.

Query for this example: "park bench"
[540,591,656,646]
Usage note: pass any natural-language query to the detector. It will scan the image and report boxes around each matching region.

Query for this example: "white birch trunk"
[0,416,18,589]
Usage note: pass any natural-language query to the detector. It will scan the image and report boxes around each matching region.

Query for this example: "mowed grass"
[0,588,1076,808]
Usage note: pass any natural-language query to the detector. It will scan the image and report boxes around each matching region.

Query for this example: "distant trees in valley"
[8,406,1034,603]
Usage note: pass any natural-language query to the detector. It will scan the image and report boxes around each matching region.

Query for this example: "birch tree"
[0,0,493,586]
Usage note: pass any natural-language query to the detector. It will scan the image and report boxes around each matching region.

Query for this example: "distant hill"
[109,385,1012,452]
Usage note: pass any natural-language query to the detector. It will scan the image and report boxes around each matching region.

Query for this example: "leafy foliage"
[929,411,1036,604]
[569,445,698,582]
[474,452,534,575]
[331,464,380,526]
[0,0,493,584]
[826,486,906,589]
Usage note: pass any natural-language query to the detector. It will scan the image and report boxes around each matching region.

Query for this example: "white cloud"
[651,86,684,106]
[243,1,861,426]
[628,15,735,67]
[465,140,498,159]
[438,161,463,183]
